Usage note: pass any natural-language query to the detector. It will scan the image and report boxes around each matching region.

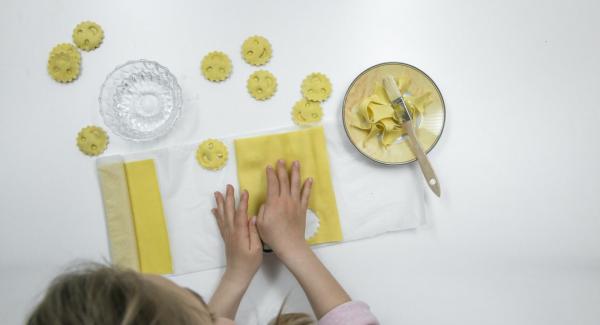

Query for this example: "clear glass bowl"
[342,62,445,165]
[99,60,183,142]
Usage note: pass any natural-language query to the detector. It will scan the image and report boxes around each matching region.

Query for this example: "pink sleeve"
[215,317,235,325]
[318,301,379,325]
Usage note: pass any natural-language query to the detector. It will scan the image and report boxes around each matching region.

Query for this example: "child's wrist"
[222,268,253,289]
[276,242,312,264]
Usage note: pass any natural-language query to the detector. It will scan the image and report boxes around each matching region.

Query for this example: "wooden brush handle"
[403,121,441,197]
[383,76,441,197]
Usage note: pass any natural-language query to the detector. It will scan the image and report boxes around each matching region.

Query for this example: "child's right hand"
[256,160,352,319]
[256,159,313,256]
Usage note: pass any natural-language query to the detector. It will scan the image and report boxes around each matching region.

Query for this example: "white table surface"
[1,0,599,323]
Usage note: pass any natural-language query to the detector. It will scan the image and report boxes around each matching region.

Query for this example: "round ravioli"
[201,51,232,82]
[47,43,81,83]
[301,72,332,102]
[77,125,108,156]
[196,139,228,170]
[72,21,104,51]
[292,98,323,125]
[247,70,277,100]
[241,35,272,66]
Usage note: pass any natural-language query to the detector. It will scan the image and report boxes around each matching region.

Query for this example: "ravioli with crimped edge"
[196,139,229,170]
[77,125,109,156]
[201,51,232,82]
[47,43,81,83]
[247,70,277,100]
[241,35,272,66]
[301,72,332,102]
[72,21,104,51]
[292,99,323,126]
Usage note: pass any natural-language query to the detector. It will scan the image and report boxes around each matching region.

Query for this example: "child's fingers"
[256,204,265,237]
[248,216,261,250]
[214,192,225,219]
[225,184,235,226]
[256,204,265,226]
[300,177,313,212]
[266,165,279,200]
[277,159,290,196]
[235,190,249,229]
[211,208,224,235]
[211,208,220,224]
[290,160,301,199]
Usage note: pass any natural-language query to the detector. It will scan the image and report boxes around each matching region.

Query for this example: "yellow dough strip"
[124,160,173,274]
[96,158,140,271]
[234,126,342,245]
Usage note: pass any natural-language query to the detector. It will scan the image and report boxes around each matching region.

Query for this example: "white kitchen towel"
[98,121,425,274]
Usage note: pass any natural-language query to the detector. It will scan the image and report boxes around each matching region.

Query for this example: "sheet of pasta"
[97,121,425,275]
[234,126,343,245]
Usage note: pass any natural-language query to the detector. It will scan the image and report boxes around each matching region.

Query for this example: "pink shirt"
[318,301,379,325]
[215,301,379,325]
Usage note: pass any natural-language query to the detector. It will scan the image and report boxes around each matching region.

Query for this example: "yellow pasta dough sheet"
[124,160,173,274]
[234,126,342,245]
[96,158,140,271]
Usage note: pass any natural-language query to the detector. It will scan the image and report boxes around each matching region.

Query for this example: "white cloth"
[100,121,425,274]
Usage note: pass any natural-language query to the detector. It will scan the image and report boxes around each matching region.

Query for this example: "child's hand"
[254,162,350,319]
[256,160,313,256]
[212,185,262,285]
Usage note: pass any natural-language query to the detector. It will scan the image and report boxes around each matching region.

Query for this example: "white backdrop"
[1,0,599,324]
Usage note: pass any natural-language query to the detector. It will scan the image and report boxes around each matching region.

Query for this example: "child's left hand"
[212,185,262,285]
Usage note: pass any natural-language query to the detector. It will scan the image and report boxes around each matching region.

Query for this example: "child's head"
[27,264,215,324]
[27,264,314,325]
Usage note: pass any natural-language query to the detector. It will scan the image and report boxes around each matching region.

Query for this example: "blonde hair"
[270,303,314,325]
[270,313,314,325]
[27,264,313,325]
[27,264,214,325]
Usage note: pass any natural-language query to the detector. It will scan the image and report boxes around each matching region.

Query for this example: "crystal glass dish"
[99,60,183,142]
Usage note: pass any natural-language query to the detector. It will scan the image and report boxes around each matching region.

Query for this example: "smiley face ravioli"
[201,51,232,82]
[301,72,332,102]
[241,35,272,66]
[77,125,109,156]
[47,43,81,83]
[72,21,104,51]
[247,70,277,100]
[196,139,229,170]
[292,99,323,126]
